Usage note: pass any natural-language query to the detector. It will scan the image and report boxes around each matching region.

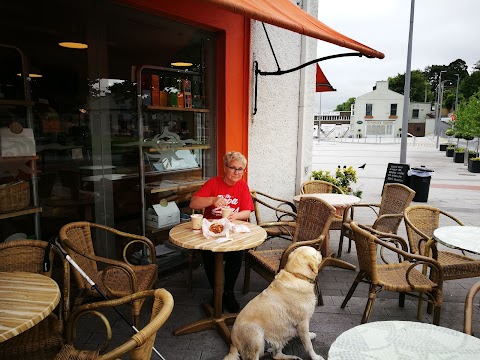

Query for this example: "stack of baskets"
[0,181,30,213]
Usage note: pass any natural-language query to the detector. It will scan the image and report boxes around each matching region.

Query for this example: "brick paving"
[72,136,480,359]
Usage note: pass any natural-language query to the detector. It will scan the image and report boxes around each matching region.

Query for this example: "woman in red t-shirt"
[190,151,254,312]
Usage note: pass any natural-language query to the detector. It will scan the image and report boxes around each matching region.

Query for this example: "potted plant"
[446,144,455,157]
[468,149,478,159]
[441,128,455,151]
[468,157,480,173]
[453,147,465,163]
[310,166,362,197]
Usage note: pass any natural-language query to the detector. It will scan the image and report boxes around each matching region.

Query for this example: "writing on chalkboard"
[384,163,410,185]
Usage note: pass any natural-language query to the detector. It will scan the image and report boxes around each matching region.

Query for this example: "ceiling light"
[17,73,43,78]
[171,62,193,67]
[59,42,88,49]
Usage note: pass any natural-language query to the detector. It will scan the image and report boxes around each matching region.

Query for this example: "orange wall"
[118,0,251,172]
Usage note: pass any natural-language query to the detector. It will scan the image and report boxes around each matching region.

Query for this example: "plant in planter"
[468,149,478,159]
[446,144,455,157]
[453,147,465,163]
[453,131,463,147]
[310,166,362,197]
[441,128,456,151]
[468,157,480,173]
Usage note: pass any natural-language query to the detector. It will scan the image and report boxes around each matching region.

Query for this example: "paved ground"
[74,135,480,359]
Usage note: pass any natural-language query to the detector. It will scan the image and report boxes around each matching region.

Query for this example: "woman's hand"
[213,196,227,208]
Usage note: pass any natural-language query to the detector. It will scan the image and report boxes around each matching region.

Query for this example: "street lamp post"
[454,73,460,113]
[434,70,446,148]
[436,79,450,148]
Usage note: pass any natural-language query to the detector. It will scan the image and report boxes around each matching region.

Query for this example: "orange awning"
[202,0,384,59]
[316,64,335,92]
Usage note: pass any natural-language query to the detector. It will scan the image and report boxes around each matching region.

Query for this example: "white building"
[351,81,432,138]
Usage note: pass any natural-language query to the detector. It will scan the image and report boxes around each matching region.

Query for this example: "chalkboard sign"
[384,163,410,186]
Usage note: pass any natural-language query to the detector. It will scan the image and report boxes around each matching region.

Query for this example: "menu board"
[384,163,410,186]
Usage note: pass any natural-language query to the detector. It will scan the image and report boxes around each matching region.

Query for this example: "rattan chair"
[341,222,444,325]
[464,280,480,335]
[243,196,335,305]
[339,183,415,257]
[58,221,158,327]
[300,179,344,195]
[250,189,297,242]
[301,179,345,233]
[404,205,480,315]
[54,288,174,360]
[0,239,70,360]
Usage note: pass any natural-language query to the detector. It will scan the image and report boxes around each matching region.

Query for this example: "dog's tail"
[223,345,240,360]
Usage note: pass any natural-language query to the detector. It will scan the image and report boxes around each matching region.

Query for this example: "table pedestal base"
[173,304,237,344]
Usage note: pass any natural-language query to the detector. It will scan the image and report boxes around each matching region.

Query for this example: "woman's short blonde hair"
[224,151,247,167]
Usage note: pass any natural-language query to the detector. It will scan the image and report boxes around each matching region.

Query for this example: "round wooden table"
[328,320,480,359]
[293,193,360,271]
[0,271,60,342]
[169,220,267,344]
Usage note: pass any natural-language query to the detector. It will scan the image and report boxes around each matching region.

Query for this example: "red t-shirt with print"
[194,176,254,219]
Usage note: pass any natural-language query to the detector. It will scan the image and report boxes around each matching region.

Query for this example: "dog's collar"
[286,271,316,284]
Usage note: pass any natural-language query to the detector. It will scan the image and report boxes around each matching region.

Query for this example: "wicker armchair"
[58,222,158,327]
[54,288,174,360]
[301,179,345,232]
[341,222,444,325]
[250,190,297,242]
[339,183,415,257]
[244,197,335,305]
[0,240,70,360]
[300,180,344,195]
[404,205,480,314]
[464,281,480,335]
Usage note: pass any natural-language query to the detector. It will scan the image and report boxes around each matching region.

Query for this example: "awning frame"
[253,23,364,114]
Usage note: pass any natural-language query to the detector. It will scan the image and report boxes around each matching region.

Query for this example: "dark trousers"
[201,250,243,293]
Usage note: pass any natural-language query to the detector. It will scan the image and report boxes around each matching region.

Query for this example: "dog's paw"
[309,332,317,340]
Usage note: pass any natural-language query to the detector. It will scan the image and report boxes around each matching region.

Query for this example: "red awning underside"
[316,64,335,92]
[201,0,384,59]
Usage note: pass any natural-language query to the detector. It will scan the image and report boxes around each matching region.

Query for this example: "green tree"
[334,97,355,111]
[459,71,480,100]
[388,70,431,102]
[455,90,480,152]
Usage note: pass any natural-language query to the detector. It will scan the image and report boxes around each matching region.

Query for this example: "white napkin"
[232,224,250,233]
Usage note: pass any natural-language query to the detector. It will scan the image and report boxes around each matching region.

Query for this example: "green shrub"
[471,157,480,162]
[455,147,465,153]
[445,128,455,137]
[310,166,361,197]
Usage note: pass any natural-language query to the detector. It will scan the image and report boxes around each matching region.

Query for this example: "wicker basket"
[0,181,30,213]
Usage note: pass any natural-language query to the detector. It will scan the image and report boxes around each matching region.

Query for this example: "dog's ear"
[308,256,319,274]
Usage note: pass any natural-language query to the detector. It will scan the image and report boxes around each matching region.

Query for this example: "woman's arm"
[230,210,251,221]
[190,195,227,210]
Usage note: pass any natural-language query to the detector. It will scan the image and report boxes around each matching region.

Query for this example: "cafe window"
[366,103,373,116]
[390,104,397,116]
[0,1,217,241]
[412,109,419,118]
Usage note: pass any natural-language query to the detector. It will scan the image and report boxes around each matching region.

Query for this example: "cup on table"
[221,207,233,219]
[191,214,203,232]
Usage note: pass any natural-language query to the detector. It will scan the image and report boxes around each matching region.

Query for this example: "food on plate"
[209,223,224,234]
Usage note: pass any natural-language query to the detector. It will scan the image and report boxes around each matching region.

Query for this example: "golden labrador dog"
[224,246,324,360]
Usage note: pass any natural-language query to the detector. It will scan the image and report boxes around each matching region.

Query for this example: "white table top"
[328,321,480,359]
[293,193,360,207]
[79,165,116,170]
[434,226,480,255]
[82,174,126,181]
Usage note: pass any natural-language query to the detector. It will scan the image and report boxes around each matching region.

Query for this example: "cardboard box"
[145,201,180,229]
[0,126,36,157]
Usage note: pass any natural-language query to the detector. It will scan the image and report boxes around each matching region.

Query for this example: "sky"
[314,0,480,113]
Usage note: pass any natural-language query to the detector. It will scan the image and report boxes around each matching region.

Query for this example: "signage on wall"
[383,162,410,186]
[356,121,363,124]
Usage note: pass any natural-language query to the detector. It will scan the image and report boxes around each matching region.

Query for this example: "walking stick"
[45,236,166,359]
